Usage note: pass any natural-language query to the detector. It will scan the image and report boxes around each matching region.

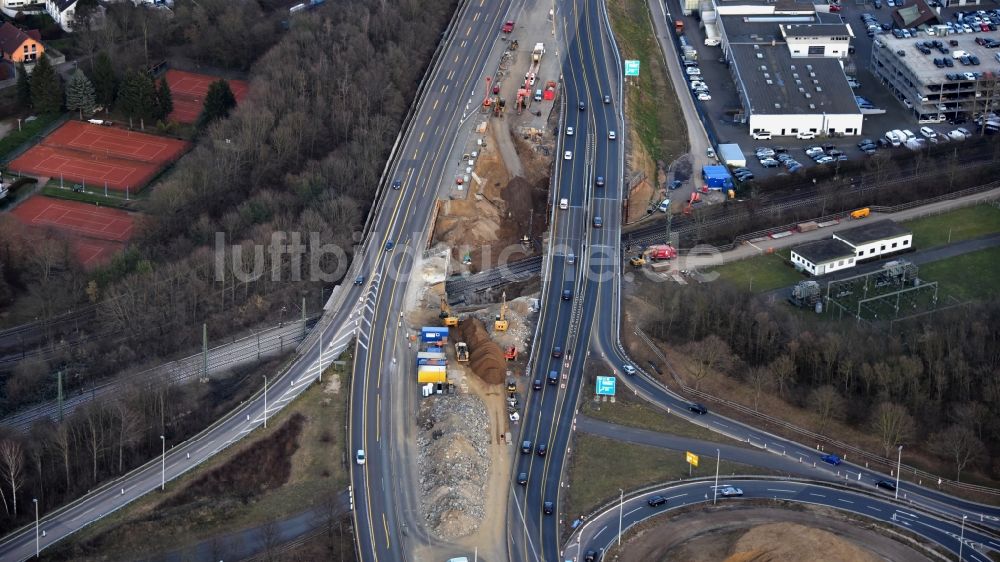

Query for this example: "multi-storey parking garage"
[871,32,1000,123]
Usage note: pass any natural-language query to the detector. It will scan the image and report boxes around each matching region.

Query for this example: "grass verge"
[919,246,1000,301]
[0,112,64,161]
[48,353,354,561]
[902,204,1000,249]
[580,374,744,446]
[708,252,803,293]
[607,0,688,171]
[563,434,779,523]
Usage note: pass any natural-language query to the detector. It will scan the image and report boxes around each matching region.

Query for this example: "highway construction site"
[402,8,561,558]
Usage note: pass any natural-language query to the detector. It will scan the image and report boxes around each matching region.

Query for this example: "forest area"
[0,0,456,535]
[646,282,1000,484]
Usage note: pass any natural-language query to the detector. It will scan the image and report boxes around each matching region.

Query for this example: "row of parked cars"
[686,63,712,101]
[754,146,806,173]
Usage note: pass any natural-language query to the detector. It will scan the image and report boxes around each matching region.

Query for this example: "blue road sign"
[596,376,617,396]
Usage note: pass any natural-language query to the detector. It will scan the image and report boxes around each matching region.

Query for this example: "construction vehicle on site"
[455,342,469,362]
[495,292,509,331]
[683,192,701,215]
[439,297,458,327]
[629,255,647,267]
[505,346,518,361]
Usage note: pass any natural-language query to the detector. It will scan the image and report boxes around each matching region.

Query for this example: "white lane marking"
[895,510,918,519]
[767,489,796,493]
[809,493,826,498]
[593,525,607,540]
[713,421,729,428]
[837,498,854,504]
[625,506,642,517]
[867,506,882,512]
[667,494,687,500]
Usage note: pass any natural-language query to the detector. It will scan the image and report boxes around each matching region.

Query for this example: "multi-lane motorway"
[347,0,518,560]
[509,0,624,559]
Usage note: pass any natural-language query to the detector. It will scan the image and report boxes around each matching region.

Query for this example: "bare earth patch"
[615,505,932,562]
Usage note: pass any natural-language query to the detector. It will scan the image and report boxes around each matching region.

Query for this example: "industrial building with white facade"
[791,219,913,275]
[703,0,863,137]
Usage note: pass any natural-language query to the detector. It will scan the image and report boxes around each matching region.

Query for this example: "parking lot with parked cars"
[667,1,1000,186]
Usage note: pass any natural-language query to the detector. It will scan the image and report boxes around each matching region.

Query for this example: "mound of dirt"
[727,522,879,562]
[453,318,505,385]
[416,394,491,539]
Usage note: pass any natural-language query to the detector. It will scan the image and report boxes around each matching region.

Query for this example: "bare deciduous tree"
[929,425,986,482]
[0,439,25,516]
[869,402,915,458]
[808,385,844,433]
[685,335,731,391]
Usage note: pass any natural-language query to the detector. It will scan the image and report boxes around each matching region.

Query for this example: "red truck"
[502,20,515,33]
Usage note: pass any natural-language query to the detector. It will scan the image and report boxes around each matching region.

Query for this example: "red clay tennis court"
[11,196,135,268]
[166,69,249,124]
[9,121,190,191]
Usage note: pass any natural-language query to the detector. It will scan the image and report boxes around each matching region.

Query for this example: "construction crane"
[439,296,458,327]
[494,291,509,332]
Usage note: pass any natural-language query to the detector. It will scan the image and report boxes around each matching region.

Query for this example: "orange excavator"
[683,191,701,215]
[505,346,518,361]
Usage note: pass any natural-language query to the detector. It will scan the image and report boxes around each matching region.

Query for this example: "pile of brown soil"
[453,319,505,385]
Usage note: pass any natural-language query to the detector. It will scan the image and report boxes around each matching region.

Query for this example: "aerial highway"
[508,0,624,559]
[568,479,1000,562]
[346,0,521,560]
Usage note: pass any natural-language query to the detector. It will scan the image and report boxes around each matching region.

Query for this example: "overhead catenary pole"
[33,498,38,558]
[959,514,967,561]
[160,435,165,491]
[263,375,268,428]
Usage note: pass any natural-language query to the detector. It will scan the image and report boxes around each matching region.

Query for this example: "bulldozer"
[494,291,509,332]
[439,296,458,327]
[504,346,518,361]
[455,342,469,362]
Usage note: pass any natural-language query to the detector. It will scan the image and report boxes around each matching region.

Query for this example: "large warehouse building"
[715,3,863,137]
[791,219,913,276]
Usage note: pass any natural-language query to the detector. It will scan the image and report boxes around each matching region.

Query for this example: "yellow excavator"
[494,291,509,332]
[440,296,458,327]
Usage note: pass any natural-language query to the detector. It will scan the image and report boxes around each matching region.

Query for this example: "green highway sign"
[624,60,640,76]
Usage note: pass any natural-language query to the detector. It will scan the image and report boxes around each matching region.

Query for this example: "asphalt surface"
[507,0,624,560]
[345,0,520,561]
[569,479,1000,562]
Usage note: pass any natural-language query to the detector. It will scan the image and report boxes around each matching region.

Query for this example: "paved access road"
[507,0,625,559]
[569,479,999,562]
[345,0,521,561]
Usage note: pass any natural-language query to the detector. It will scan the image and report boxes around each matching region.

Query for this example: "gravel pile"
[416,393,492,539]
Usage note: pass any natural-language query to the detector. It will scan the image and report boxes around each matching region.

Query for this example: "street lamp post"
[263,375,268,428]
[160,435,165,491]
[959,514,967,561]
[33,498,38,558]
[895,445,902,500]
[618,488,624,546]
[714,449,720,505]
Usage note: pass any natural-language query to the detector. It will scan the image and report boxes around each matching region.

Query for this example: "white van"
[885,131,901,146]
[657,198,671,212]
[559,198,568,210]
[901,129,916,141]
[751,130,772,140]
[892,129,907,144]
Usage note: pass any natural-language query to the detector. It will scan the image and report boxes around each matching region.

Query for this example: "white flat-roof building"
[791,219,913,276]
[717,6,863,137]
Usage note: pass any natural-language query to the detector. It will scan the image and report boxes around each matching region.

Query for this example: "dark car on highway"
[536,443,547,456]
[647,495,668,507]
[392,179,402,190]
[875,479,897,491]
[585,550,600,562]
[596,175,605,187]
[543,501,554,515]
[552,346,563,358]
[533,378,542,390]
[562,289,573,300]
[518,472,528,485]
[821,453,842,466]
[689,403,708,415]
